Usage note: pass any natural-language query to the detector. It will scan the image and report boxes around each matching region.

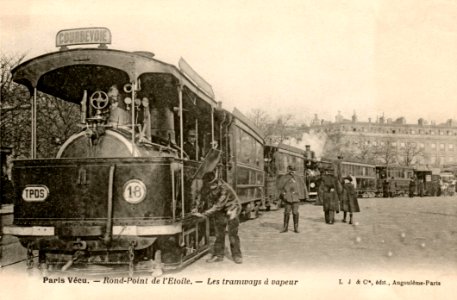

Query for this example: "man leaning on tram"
[192,170,243,264]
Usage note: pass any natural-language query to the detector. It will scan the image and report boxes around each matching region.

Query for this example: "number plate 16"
[123,179,147,204]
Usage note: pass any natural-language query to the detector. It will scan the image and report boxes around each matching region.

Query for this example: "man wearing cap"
[278,165,301,233]
[193,171,243,264]
[183,129,197,160]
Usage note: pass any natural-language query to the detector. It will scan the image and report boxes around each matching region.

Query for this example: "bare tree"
[1,54,31,157]
[271,114,295,145]
[247,109,271,132]
[399,142,424,166]
[373,138,398,166]
[321,131,344,159]
[246,109,295,145]
[1,52,80,158]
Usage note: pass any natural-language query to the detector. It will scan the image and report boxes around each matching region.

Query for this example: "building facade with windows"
[307,113,457,167]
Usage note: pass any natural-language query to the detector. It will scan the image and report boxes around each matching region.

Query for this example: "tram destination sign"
[56,27,112,48]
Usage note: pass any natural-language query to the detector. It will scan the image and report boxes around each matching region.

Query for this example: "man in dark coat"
[319,167,340,224]
[341,176,360,224]
[409,176,416,198]
[183,129,197,160]
[194,171,242,264]
[278,165,301,233]
[389,177,396,197]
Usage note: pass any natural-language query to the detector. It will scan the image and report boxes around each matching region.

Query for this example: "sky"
[2,0,457,125]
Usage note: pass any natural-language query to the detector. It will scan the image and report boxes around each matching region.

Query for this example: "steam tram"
[264,144,307,210]
[3,28,264,275]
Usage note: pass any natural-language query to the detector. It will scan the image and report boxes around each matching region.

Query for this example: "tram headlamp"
[123,83,133,93]
[310,182,315,188]
[123,179,147,204]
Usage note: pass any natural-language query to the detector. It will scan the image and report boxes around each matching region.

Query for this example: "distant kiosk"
[56,27,112,50]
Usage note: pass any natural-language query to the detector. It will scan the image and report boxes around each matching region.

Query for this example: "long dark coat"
[319,174,340,212]
[341,183,360,213]
[278,173,301,203]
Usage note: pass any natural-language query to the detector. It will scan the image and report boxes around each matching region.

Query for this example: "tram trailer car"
[263,144,307,210]
[4,27,263,275]
[311,158,377,203]
[339,161,376,198]
[376,166,415,197]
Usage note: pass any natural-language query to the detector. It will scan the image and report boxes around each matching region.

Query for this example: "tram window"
[250,138,256,164]
[237,168,250,185]
[237,129,259,166]
[297,158,304,173]
[236,127,242,159]
[237,188,249,202]
[256,141,263,168]
[240,132,251,164]
[276,153,286,173]
[256,172,263,185]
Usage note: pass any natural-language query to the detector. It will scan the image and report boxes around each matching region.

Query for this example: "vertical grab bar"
[104,165,116,244]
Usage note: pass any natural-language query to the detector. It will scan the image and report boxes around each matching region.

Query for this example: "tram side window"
[256,171,264,185]
[236,127,262,168]
[239,130,252,164]
[237,168,250,185]
[296,158,304,173]
[255,140,263,168]
[274,152,284,174]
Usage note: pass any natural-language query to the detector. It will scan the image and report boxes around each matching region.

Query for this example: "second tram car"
[376,165,415,197]
[339,161,377,198]
[224,108,265,218]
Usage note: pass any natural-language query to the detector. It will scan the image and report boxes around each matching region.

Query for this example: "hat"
[323,165,334,173]
[287,165,296,172]
[202,170,218,186]
[344,176,353,182]
[188,129,196,137]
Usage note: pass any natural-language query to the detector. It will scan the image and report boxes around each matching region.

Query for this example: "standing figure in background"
[389,177,396,197]
[319,167,340,224]
[382,178,389,198]
[409,176,416,198]
[341,176,360,224]
[278,165,301,233]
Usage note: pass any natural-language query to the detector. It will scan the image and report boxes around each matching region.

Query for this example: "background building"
[307,112,457,167]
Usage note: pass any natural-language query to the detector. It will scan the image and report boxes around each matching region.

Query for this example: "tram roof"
[11,48,217,106]
[231,108,264,144]
[265,143,305,155]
